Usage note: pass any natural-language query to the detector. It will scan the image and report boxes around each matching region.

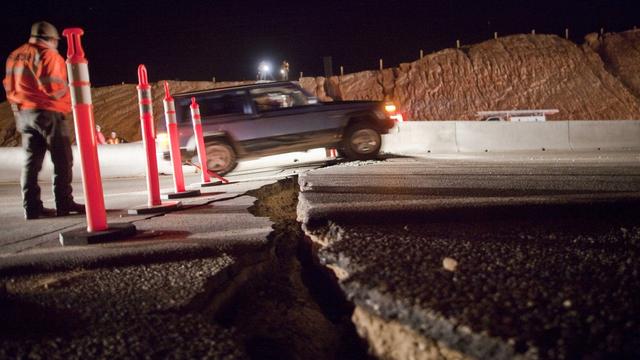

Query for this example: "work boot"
[25,207,57,220]
[56,202,86,217]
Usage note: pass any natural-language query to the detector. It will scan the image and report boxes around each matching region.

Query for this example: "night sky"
[2,0,638,88]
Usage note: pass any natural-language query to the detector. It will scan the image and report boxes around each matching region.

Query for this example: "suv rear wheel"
[205,141,237,175]
[341,123,382,160]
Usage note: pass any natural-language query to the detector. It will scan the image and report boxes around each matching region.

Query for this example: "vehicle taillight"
[384,103,396,113]
[384,102,404,122]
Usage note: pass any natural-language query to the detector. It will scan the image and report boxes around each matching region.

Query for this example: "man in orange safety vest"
[3,21,85,220]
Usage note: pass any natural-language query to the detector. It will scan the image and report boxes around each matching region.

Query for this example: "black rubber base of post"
[199,180,236,187]
[199,181,223,187]
[127,201,181,215]
[59,223,137,246]
[161,189,201,199]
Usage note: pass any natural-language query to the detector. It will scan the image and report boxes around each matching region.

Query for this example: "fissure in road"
[220,177,370,359]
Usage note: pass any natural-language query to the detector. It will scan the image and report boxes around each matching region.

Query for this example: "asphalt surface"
[2,151,639,358]
[0,162,323,271]
[0,159,326,358]
[298,152,640,359]
[1,257,248,359]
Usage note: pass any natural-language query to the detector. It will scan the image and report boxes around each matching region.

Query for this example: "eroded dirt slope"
[588,30,640,99]
[301,30,640,120]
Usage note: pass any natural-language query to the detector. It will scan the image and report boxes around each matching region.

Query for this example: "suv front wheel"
[205,141,237,175]
[340,123,382,160]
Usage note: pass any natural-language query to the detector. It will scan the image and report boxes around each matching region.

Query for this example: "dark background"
[1,0,638,88]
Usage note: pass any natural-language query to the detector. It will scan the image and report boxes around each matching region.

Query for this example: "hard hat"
[30,21,60,40]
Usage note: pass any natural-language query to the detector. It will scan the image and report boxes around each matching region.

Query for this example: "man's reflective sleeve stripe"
[39,76,67,85]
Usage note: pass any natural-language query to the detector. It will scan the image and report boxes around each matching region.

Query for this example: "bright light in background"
[258,61,272,81]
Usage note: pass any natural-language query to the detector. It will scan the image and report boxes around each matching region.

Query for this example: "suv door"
[243,85,343,154]
[175,90,252,149]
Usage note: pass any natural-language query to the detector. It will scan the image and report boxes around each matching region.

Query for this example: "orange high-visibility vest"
[3,40,71,113]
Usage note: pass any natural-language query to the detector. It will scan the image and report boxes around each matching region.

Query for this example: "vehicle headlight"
[156,133,170,151]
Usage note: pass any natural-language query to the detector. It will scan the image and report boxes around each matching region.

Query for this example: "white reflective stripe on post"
[69,63,90,83]
[139,103,153,114]
[138,88,153,114]
[137,88,152,100]
[191,107,201,125]
[163,100,177,124]
[69,86,92,106]
[67,63,92,105]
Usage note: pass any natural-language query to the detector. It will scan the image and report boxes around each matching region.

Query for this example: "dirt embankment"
[1,29,639,146]
[300,29,640,121]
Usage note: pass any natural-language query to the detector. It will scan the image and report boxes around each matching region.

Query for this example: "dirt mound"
[589,29,640,99]
[301,30,640,121]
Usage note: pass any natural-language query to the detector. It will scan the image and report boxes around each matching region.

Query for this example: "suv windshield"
[250,86,310,112]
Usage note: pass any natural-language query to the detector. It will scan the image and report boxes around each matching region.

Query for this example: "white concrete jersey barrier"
[569,121,640,150]
[383,120,640,155]
[0,142,328,183]
[455,121,570,152]
[0,142,149,183]
[1,121,639,183]
[381,121,458,153]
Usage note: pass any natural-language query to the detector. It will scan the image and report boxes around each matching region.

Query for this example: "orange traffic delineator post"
[58,28,136,246]
[189,97,229,187]
[161,81,200,199]
[127,65,180,215]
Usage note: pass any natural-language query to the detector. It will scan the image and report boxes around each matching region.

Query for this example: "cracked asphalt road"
[299,152,640,359]
[0,163,324,358]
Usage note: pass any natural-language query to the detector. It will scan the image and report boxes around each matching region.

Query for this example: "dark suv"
[157,81,398,174]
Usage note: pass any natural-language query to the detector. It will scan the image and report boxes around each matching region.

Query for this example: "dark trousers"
[15,109,74,211]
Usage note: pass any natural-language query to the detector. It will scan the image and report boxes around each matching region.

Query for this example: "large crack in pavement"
[0,175,374,359]
[0,183,278,358]
[223,177,371,359]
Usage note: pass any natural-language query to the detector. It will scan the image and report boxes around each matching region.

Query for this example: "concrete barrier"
[382,121,457,154]
[1,121,638,182]
[455,121,571,152]
[0,142,149,183]
[0,147,24,180]
[383,120,640,155]
[0,142,330,183]
[569,121,640,150]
